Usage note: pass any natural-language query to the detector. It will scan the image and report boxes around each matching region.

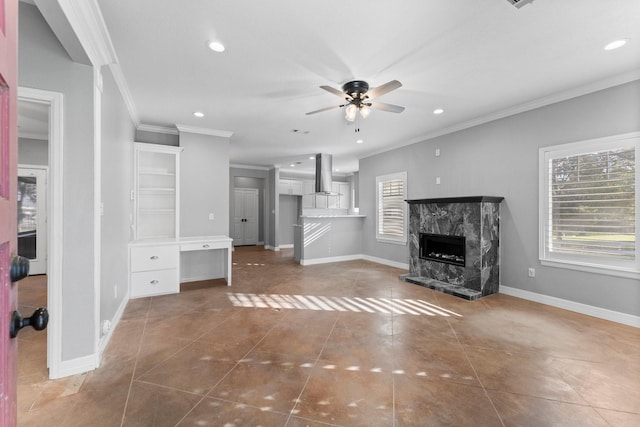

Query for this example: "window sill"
[540,259,640,280]
[376,237,407,246]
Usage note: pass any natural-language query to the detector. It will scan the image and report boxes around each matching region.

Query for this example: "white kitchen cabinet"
[329,182,350,209]
[279,178,303,195]
[302,180,315,208]
[133,143,183,240]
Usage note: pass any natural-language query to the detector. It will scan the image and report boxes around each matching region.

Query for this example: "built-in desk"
[129,235,232,298]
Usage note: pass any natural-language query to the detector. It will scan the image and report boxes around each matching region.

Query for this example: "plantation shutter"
[547,147,635,261]
[378,177,405,238]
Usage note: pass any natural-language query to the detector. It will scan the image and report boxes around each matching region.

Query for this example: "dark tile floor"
[17,246,640,426]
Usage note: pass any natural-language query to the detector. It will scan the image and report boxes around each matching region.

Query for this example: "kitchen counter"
[294,215,365,265]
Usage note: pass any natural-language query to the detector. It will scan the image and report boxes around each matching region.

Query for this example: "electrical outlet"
[209,213,215,220]
[435,148,441,157]
[436,177,441,185]
[528,268,535,277]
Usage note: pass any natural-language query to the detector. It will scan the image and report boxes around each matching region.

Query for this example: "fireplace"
[420,233,465,267]
[403,196,504,300]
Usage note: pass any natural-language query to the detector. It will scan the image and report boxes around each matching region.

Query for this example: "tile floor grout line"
[119,297,153,427]
[284,315,340,427]
[172,314,284,426]
[442,297,506,427]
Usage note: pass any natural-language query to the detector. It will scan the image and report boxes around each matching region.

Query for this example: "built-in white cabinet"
[129,243,179,298]
[279,178,304,195]
[133,143,183,240]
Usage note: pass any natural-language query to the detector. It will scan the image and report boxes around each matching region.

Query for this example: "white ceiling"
[32,0,640,174]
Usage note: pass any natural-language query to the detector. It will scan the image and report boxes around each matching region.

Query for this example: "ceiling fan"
[306,80,405,122]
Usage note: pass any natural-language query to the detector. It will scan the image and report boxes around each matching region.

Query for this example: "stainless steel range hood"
[314,153,339,195]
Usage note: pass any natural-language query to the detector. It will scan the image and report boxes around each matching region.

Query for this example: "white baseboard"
[361,255,409,271]
[264,245,276,251]
[279,244,293,249]
[53,354,97,379]
[301,254,364,266]
[500,286,640,328]
[96,291,129,367]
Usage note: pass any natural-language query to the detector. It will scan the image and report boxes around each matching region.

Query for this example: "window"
[539,132,639,278]
[376,172,407,244]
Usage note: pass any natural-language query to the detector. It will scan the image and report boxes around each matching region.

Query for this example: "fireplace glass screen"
[420,233,465,266]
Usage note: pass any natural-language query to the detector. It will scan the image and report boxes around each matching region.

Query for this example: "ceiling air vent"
[506,0,535,8]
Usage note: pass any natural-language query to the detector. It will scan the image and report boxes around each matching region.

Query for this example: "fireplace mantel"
[406,196,504,205]
[402,196,504,300]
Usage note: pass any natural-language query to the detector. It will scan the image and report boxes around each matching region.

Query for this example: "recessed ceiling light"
[309,156,315,160]
[208,40,225,52]
[290,164,295,167]
[193,111,204,118]
[356,139,364,144]
[433,108,444,115]
[604,39,627,51]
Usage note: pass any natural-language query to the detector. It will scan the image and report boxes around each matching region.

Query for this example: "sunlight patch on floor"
[226,292,462,317]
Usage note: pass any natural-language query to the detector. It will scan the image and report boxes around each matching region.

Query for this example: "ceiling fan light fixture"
[359,105,371,119]
[345,104,357,122]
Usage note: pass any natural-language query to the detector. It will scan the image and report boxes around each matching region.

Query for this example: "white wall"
[99,65,135,329]
[359,80,640,317]
[19,3,96,360]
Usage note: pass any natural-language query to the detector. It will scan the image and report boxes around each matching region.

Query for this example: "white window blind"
[376,172,407,244]
[539,133,639,277]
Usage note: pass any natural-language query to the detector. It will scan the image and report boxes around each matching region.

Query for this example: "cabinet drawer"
[130,269,178,298]
[180,241,227,252]
[131,245,178,272]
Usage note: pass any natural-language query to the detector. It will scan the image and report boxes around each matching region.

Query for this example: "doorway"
[18,87,64,379]
[17,166,47,275]
[233,188,259,246]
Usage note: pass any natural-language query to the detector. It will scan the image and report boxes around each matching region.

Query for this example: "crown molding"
[361,70,640,161]
[175,124,233,138]
[230,164,270,171]
[108,64,139,127]
[57,0,116,66]
[137,123,179,135]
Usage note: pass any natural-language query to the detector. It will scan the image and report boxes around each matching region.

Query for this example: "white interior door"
[17,166,47,275]
[242,189,258,245]
[232,188,259,246]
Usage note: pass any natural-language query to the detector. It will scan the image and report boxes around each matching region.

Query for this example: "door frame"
[18,87,63,379]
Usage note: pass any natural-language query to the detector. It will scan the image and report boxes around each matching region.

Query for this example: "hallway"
[18,246,640,426]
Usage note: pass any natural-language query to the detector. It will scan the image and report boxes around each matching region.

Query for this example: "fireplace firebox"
[420,233,465,267]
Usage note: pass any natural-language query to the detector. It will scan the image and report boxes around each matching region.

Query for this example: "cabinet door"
[290,180,303,196]
[278,179,291,194]
[302,181,315,208]
[339,182,351,209]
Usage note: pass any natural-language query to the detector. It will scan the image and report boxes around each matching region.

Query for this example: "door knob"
[10,255,30,282]
[10,307,49,338]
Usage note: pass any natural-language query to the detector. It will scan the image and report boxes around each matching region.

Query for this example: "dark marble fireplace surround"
[403,196,504,300]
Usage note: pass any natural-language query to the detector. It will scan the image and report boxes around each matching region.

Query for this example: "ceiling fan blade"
[306,104,343,115]
[366,80,402,99]
[320,85,350,99]
[371,102,405,113]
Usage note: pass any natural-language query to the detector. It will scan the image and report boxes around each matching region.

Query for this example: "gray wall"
[135,129,179,146]
[18,137,48,165]
[359,80,640,317]
[179,131,230,236]
[19,3,96,360]
[278,194,298,246]
[99,65,135,331]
